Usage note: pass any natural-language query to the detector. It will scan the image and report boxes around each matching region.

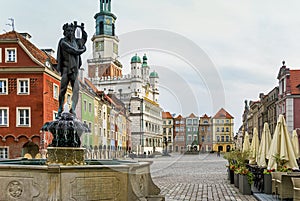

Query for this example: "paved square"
[143,153,257,201]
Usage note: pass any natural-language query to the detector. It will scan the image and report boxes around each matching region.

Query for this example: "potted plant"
[224,150,240,184]
[225,150,250,188]
[238,166,254,195]
[263,169,274,194]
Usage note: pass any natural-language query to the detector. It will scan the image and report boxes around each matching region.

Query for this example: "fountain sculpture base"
[47,147,85,166]
[0,159,165,201]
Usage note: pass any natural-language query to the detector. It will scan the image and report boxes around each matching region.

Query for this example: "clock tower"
[88,0,122,79]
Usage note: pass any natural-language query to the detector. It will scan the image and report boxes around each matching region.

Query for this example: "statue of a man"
[56,22,87,117]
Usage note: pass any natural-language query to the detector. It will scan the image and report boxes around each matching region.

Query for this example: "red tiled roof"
[188,113,197,118]
[0,31,57,65]
[174,114,183,119]
[201,114,210,118]
[290,70,300,95]
[84,78,98,93]
[213,108,234,119]
[162,112,173,119]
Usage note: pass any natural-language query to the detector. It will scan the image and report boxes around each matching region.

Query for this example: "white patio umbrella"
[292,130,300,159]
[242,132,250,153]
[267,115,299,170]
[257,123,272,167]
[249,127,259,165]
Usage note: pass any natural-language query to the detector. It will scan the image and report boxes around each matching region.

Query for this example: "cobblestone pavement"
[142,153,257,201]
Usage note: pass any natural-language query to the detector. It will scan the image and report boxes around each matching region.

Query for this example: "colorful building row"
[163,108,235,153]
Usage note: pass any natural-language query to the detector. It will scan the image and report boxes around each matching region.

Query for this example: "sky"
[2,0,300,133]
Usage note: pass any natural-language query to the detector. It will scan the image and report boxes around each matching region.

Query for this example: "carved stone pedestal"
[47,147,85,165]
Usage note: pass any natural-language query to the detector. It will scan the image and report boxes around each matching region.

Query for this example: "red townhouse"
[0,31,59,159]
[277,61,300,134]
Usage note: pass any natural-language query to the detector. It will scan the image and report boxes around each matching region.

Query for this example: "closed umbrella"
[292,130,300,159]
[257,123,272,167]
[267,115,298,170]
[243,132,250,153]
[249,127,259,165]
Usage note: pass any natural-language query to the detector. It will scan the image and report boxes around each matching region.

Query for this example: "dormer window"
[5,48,17,62]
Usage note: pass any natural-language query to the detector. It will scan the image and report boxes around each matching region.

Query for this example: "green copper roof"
[131,54,141,63]
[150,71,159,78]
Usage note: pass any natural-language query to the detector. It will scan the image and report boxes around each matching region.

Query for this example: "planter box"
[264,174,272,194]
[229,169,234,184]
[234,173,239,188]
[239,174,252,195]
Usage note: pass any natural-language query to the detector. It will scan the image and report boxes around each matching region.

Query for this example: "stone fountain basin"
[0,158,164,201]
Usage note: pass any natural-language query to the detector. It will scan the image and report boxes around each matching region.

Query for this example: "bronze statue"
[56,21,87,117]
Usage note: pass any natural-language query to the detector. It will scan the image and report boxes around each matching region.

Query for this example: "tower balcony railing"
[87,57,114,64]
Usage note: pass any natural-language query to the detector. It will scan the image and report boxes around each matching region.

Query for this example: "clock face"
[113,43,118,54]
[105,18,111,25]
[96,41,104,51]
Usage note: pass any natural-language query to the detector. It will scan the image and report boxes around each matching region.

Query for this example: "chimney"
[19,32,32,40]
[79,68,84,81]
[41,48,55,57]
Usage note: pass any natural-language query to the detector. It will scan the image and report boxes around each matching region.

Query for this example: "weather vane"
[6,18,15,31]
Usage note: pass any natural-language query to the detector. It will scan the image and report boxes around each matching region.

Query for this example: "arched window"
[99,21,104,35]
[112,23,115,36]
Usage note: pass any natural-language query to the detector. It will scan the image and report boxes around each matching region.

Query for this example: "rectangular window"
[0,79,7,94]
[207,136,211,142]
[88,122,92,133]
[226,136,229,142]
[0,147,8,159]
[0,108,8,126]
[17,79,29,94]
[0,48,2,63]
[221,136,224,142]
[53,111,58,120]
[201,136,205,142]
[84,100,87,112]
[88,103,92,113]
[193,119,198,125]
[53,84,59,100]
[17,107,30,127]
[226,127,229,132]
[5,48,17,62]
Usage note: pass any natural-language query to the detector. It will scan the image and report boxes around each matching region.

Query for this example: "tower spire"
[100,0,111,12]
